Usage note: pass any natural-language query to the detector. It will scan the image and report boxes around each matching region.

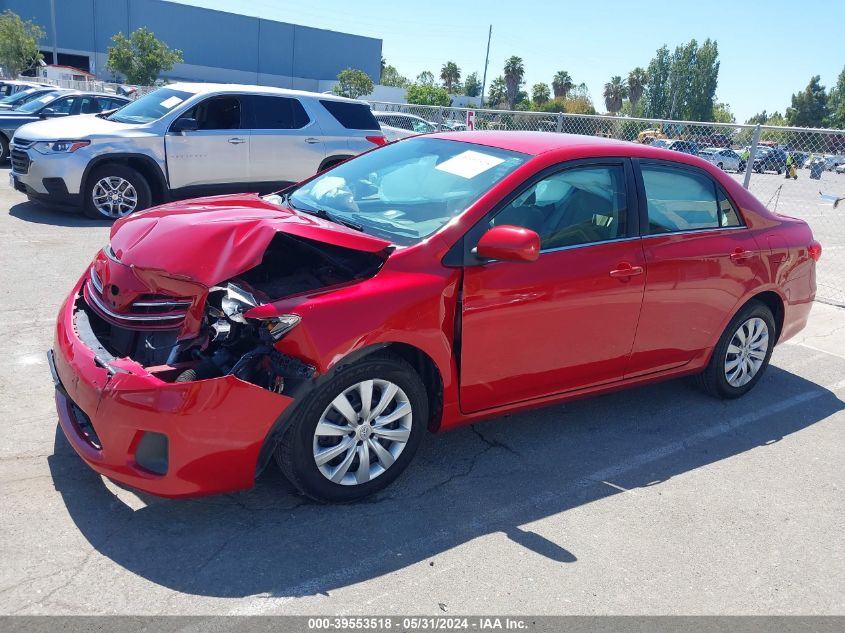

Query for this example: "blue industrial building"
[1,0,383,89]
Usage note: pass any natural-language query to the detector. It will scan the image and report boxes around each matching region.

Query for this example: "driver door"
[459,160,646,413]
[166,95,251,191]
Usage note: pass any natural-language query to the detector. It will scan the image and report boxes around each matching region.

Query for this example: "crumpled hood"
[109,194,392,287]
[14,114,145,141]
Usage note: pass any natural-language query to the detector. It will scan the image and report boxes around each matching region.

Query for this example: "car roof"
[428,131,634,155]
[374,111,426,119]
[163,82,366,104]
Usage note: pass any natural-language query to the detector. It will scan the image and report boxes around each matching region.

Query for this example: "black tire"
[275,352,428,502]
[755,164,763,174]
[717,162,724,170]
[695,301,776,399]
[0,134,8,162]
[83,164,152,220]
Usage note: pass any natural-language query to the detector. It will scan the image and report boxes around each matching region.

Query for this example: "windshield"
[0,89,36,105]
[15,91,61,113]
[287,138,528,246]
[107,87,196,124]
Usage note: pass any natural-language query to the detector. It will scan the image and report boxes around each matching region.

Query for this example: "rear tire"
[275,352,427,502]
[695,301,776,399]
[83,164,151,220]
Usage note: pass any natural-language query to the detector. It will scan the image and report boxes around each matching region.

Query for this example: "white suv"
[10,83,385,219]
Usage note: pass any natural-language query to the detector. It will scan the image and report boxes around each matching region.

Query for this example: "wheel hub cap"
[92,176,138,219]
[313,379,413,486]
[724,317,769,388]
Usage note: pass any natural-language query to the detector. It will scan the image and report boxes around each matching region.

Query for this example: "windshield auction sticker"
[435,150,505,179]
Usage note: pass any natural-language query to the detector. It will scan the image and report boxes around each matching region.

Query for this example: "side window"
[641,165,727,233]
[44,97,75,115]
[320,99,380,130]
[247,95,309,129]
[79,97,99,114]
[717,188,743,228]
[490,165,628,250]
[182,96,243,130]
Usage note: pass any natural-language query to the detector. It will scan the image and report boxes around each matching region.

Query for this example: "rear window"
[245,95,310,129]
[320,99,379,130]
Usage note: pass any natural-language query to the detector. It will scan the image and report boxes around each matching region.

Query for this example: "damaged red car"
[49,132,820,502]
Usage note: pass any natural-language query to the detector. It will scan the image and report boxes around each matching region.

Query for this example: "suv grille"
[10,148,29,174]
[85,267,192,329]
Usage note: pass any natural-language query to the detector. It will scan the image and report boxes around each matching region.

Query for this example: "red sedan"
[50,132,821,502]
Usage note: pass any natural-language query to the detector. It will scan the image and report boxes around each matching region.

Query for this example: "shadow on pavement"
[9,200,112,228]
[48,365,843,599]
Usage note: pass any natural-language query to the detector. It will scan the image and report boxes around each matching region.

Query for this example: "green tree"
[463,72,481,97]
[712,102,735,123]
[416,71,435,86]
[603,76,627,114]
[503,56,525,110]
[380,61,409,87]
[643,45,671,119]
[643,39,720,121]
[552,70,574,99]
[440,61,461,93]
[786,76,829,127]
[532,83,551,106]
[0,10,45,78]
[332,68,374,99]
[406,83,450,106]
[627,67,647,108]
[487,76,507,107]
[825,66,845,128]
[687,39,719,120]
[106,27,183,85]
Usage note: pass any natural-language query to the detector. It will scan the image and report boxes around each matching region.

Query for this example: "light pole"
[49,0,59,66]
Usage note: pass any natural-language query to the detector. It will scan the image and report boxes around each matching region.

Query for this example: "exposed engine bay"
[81,234,386,396]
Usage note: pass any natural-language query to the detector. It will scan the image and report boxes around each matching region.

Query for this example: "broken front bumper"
[50,277,294,498]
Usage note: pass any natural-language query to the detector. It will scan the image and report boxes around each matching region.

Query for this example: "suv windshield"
[107,87,196,124]
[286,137,528,246]
[14,91,62,113]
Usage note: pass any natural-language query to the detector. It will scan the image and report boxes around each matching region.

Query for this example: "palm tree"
[552,70,574,99]
[503,56,525,110]
[603,76,627,115]
[488,76,507,107]
[532,83,550,106]
[440,61,461,94]
[627,67,647,107]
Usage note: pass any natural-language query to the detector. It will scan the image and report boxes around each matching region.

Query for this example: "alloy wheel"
[724,317,769,387]
[92,176,138,218]
[312,379,413,486]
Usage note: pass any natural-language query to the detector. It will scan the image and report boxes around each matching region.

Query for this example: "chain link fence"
[369,101,845,306]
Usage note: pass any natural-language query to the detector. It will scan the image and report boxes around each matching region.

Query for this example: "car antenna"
[766,184,783,212]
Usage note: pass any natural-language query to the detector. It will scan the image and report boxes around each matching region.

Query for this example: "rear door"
[459,160,646,412]
[244,94,325,185]
[166,95,250,189]
[318,99,381,156]
[626,160,763,377]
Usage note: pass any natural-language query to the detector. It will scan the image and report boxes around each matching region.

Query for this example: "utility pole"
[49,0,58,66]
[480,24,492,108]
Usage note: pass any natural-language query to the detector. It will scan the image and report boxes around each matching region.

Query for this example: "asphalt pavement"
[0,166,842,615]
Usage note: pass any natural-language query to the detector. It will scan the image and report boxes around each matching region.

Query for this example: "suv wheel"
[695,301,775,399]
[84,164,151,220]
[275,352,427,502]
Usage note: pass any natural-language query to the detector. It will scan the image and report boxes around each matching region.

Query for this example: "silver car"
[699,147,743,172]
[10,83,385,219]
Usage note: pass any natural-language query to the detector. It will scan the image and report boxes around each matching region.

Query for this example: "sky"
[174,0,844,122]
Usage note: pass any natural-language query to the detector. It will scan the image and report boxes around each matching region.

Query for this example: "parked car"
[665,139,699,156]
[49,132,820,502]
[691,133,731,148]
[753,147,788,174]
[373,111,439,135]
[0,79,52,97]
[1,90,129,162]
[836,162,845,174]
[699,147,742,172]
[0,86,63,111]
[378,123,412,143]
[11,83,386,219]
[824,155,845,171]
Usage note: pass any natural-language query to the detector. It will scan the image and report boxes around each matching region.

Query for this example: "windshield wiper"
[282,193,363,231]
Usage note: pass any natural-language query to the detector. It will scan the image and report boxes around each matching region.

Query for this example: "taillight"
[808,240,822,262]
[366,135,387,147]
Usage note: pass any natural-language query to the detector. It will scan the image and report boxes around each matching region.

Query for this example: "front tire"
[83,164,151,220]
[695,301,776,399]
[275,352,428,502]
[0,134,8,162]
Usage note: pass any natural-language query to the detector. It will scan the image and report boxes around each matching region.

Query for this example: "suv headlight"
[32,140,90,155]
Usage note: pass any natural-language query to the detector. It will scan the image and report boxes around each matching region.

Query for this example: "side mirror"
[476,225,540,263]
[171,117,198,133]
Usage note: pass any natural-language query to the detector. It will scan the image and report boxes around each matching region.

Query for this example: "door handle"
[609,263,644,279]
[227,137,246,144]
[729,249,755,262]
[304,137,321,144]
